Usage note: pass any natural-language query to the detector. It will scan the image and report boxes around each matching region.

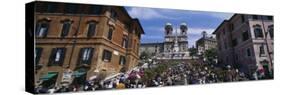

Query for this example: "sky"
[125,7,234,47]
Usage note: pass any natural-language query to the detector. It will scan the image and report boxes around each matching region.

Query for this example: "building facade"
[196,31,217,55]
[213,14,273,78]
[139,42,164,57]
[34,1,144,88]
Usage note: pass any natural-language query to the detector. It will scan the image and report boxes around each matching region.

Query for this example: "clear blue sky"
[125,7,233,47]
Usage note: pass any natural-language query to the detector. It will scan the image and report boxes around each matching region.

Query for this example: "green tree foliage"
[189,47,197,59]
[142,61,178,81]
[204,48,217,64]
[140,51,151,60]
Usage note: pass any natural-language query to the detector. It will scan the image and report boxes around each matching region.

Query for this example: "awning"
[73,69,86,78]
[40,72,58,81]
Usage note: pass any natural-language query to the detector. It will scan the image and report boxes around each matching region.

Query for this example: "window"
[36,3,47,12]
[46,3,58,13]
[230,23,234,31]
[64,4,78,14]
[78,48,94,65]
[223,28,226,35]
[218,44,222,50]
[122,35,128,48]
[166,30,170,35]
[89,5,102,15]
[135,31,139,37]
[232,39,238,47]
[119,55,126,65]
[110,9,118,20]
[87,22,97,37]
[268,25,273,39]
[260,45,265,56]
[107,27,113,40]
[235,54,239,61]
[242,30,249,41]
[124,23,130,31]
[267,16,273,20]
[216,34,220,40]
[49,48,66,66]
[136,43,139,53]
[252,15,258,20]
[61,21,71,37]
[254,25,263,38]
[246,48,251,57]
[36,3,57,13]
[35,47,43,65]
[102,50,112,62]
[224,40,227,49]
[241,15,245,23]
[36,22,49,37]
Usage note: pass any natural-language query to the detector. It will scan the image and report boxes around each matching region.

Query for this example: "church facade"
[140,22,191,60]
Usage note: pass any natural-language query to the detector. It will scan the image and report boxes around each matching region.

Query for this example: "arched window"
[268,25,273,39]
[253,24,263,38]
[166,30,170,35]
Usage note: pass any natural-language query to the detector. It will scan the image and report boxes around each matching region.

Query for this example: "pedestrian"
[48,87,56,94]
[116,80,126,89]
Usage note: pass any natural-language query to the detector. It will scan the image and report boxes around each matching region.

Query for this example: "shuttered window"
[36,22,49,37]
[77,48,94,65]
[119,55,126,65]
[35,47,43,65]
[48,48,66,66]
[87,22,97,37]
[102,50,112,62]
[61,22,71,37]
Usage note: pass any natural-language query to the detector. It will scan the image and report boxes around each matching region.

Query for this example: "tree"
[204,48,217,64]
[189,47,197,59]
[140,51,151,60]
[143,69,155,81]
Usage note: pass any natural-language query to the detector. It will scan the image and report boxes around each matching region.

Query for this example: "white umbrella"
[89,75,97,80]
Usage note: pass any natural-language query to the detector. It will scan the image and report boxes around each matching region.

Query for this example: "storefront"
[39,72,58,89]
[61,69,73,86]
[260,60,271,79]
[71,68,87,88]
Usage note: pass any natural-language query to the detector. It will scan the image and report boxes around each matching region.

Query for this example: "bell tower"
[164,23,174,53]
[178,23,188,52]
[165,23,173,35]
